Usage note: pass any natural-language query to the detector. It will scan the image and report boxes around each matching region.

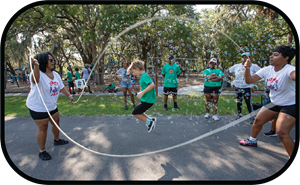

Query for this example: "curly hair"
[121,59,130,67]
[34,52,56,73]
[274,46,296,64]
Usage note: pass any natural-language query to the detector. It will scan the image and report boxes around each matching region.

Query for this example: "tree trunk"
[6,61,20,87]
[287,32,293,46]
[59,66,63,75]
[5,61,16,76]
[97,52,105,85]
[96,35,109,85]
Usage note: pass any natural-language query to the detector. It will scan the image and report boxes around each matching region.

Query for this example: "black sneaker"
[235,114,242,120]
[250,117,255,124]
[39,151,51,160]
[263,130,277,137]
[164,105,168,111]
[174,103,180,110]
[54,139,69,146]
[147,121,156,133]
[174,106,180,110]
[124,106,128,110]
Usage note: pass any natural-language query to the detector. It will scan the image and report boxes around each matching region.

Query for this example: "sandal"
[54,139,69,146]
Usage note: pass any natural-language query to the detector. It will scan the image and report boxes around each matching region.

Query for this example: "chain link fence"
[5,69,233,93]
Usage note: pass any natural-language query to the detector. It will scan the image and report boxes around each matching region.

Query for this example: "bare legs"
[250,107,278,138]
[164,94,177,104]
[250,107,295,157]
[276,113,295,157]
[205,93,219,115]
[133,113,149,122]
[122,87,135,107]
[34,112,61,151]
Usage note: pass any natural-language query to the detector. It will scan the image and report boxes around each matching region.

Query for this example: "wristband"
[69,95,73,98]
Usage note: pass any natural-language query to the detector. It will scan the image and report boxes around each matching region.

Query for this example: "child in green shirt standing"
[74,68,81,80]
[127,60,157,133]
[67,66,76,94]
[202,58,224,121]
[162,55,181,111]
[74,68,81,94]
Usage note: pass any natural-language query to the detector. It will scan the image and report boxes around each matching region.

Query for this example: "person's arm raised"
[244,59,261,84]
[31,58,40,84]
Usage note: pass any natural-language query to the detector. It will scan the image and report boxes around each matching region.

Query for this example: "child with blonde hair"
[127,60,157,133]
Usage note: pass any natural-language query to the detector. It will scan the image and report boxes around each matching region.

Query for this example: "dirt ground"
[4,75,206,94]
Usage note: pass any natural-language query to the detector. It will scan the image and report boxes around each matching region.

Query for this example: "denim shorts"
[121,81,132,88]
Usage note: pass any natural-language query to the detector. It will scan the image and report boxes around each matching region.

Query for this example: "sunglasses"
[49,59,56,63]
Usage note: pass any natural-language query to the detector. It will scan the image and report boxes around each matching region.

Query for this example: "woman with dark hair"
[239,46,296,157]
[26,52,74,161]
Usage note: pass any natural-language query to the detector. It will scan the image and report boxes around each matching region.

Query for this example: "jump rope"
[28,15,275,158]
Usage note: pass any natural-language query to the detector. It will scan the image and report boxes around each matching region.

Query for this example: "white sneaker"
[152,117,157,130]
[147,120,155,133]
[212,115,219,121]
[204,113,210,119]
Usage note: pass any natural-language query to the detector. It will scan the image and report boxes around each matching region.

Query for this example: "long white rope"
[27,15,274,157]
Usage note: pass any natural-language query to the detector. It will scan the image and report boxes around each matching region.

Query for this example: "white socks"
[249,136,257,141]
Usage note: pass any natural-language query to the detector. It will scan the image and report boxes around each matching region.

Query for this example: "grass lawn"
[5,94,262,117]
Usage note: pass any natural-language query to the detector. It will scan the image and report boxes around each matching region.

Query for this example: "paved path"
[4,114,294,181]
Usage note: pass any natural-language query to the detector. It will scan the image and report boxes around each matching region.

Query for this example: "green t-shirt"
[162,63,181,88]
[203,68,224,87]
[106,84,115,90]
[140,73,156,104]
[75,72,81,80]
[67,71,73,82]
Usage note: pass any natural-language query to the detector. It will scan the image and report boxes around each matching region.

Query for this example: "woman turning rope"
[26,52,74,160]
[239,46,296,157]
